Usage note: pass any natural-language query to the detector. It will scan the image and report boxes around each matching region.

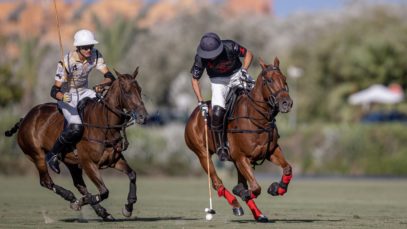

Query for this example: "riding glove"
[240,68,249,80]
[198,101,209,117]
[62,92,72,103]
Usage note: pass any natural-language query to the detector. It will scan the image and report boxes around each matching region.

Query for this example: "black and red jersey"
[191,40,247,79]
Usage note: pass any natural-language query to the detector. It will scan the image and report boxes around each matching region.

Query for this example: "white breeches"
[210,70,253,108]
[58,88,96,125]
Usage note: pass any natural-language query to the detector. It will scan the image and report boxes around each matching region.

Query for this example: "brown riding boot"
[212,105,229,161]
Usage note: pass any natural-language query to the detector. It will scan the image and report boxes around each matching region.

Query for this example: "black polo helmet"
[196,32,223,59]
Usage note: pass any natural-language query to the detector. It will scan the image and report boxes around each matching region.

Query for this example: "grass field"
[0,175,406,229]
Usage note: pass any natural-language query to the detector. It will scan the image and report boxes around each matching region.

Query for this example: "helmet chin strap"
[76,48,88,61]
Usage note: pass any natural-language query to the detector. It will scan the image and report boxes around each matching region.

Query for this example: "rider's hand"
[62,92,72,103]
[198,101,208,117]
[94,85,103,93]
[240,68,249,80]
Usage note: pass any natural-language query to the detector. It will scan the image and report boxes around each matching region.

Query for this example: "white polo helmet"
[73,29,99,47]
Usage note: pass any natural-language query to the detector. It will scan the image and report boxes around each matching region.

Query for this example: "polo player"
[46,29,116,173]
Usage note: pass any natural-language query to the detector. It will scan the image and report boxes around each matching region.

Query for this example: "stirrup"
[46,153,61,174]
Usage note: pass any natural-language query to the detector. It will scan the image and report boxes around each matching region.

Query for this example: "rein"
[228,65,285,132]
[227,65,287,167]
[81,82,137,151]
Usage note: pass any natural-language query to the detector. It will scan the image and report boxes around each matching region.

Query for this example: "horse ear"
[113,69,123,80]
[258,57,267,70]
[133,66,139,79]
[274,57,280,67]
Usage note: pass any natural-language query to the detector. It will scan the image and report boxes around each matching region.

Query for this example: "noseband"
[261,66,289,107]
[98,79,141,121]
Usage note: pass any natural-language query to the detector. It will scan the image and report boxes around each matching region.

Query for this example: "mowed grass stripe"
[0,176,406,228]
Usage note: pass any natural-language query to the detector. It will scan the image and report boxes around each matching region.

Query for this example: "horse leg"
[77,162,114,221]
[197,152,243,216]
[65,164,112,220]
[234,157,268,222]
[30,152,79,206]
[267,146,293,196]
[112,158,138,218]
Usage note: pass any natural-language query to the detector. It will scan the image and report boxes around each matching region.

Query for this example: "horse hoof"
[267,182,279,196]
[70,200,81,211]
[122,206,132,217]
[232,207,244,216]
[103,214,115,222]
[256,214,269,223]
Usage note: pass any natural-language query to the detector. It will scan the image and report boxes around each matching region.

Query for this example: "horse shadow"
[231,218,344,224]
[61,216,200,223]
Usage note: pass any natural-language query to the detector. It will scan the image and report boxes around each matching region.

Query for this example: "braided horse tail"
[4,118,23,137]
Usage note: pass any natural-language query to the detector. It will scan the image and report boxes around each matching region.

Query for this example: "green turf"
[0,175,406,228]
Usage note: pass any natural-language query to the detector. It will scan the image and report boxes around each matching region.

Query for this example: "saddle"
[57,97,97,154]
[224,86,250,130]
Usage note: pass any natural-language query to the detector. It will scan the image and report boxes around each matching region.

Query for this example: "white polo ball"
[205,213,213,221]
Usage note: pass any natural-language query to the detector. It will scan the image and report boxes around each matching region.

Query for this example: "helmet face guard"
[73,29,99,47]
[197,32,223,59]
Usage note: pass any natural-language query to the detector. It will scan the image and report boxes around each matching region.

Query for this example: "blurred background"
[1,0,407,177]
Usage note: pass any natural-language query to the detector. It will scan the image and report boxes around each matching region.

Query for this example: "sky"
[273,0,405,18]
[1,0,403,18]
[274,0,343,17]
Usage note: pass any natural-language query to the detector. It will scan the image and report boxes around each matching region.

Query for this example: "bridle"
[227,65,290,167]
[98,79,141,121]
[81,77,144,150]
[228,65,290,129]
[261,66,289,108]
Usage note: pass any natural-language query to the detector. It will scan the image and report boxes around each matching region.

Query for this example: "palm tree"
[93,14,145,68]
[17,37,48,109]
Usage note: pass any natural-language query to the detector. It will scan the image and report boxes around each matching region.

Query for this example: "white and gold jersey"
[55,49,106,92]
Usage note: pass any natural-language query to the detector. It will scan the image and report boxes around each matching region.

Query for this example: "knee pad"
[211,105,226,130]
[60,124,84,144]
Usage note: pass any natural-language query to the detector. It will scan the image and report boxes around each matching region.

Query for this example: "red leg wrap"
[282,174,292,184]
[217,186,225,197]
[278,174,293,195]
[278,187,287,195]
[217,185,237,206]
[246,199,263,219]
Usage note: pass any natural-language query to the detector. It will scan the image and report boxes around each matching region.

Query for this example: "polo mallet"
[203,109,216,220]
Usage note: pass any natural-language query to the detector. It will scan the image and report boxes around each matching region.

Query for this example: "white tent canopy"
[348,84,404,105]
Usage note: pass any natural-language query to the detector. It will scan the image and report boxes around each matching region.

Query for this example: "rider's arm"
[233,41,253,71]
[95,50,115,86]
[98,66,115,85]
[52,60,67,101]
[242,49,253,70]
[50,80,64,101]
[191,78,204,102]
[190,54,205,102]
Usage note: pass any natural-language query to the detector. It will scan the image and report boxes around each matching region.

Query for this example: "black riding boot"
[212,105,229,161]
[46,124,84,174]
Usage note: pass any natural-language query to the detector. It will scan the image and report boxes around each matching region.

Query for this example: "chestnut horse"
[5,68,147,221]
[185,57,293,222]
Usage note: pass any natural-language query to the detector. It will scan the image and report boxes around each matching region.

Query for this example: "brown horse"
[185,57,293,222]
[5,68,148,221]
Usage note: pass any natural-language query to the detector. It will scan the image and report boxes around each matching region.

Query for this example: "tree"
[0,65,22,107]
[288,5,407,122]
[16,37,48,109]
[93,14,144,69]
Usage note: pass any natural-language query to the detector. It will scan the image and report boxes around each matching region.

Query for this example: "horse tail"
[4,118,23,137]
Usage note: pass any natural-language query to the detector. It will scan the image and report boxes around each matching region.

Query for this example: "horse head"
[106,67,148,124]
[258,57,293,113]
